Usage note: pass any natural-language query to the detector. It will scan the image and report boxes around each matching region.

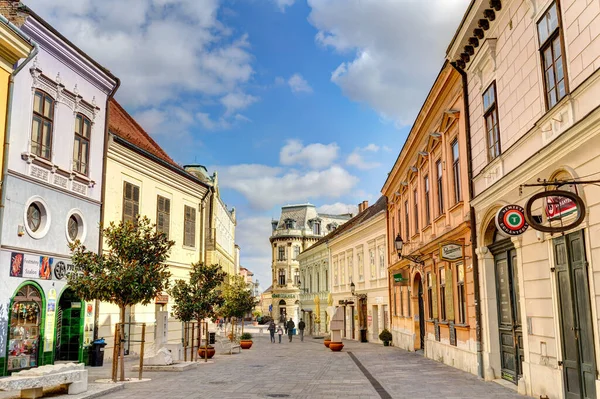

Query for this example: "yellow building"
[97,100,211,356]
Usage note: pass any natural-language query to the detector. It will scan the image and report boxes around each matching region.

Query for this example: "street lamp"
[394,233,424,265]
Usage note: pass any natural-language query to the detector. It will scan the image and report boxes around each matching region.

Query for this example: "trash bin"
[209,332,216,344]
[360,329,368,343]
[90,338,107,367]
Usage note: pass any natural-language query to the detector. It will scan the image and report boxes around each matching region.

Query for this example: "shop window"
[8,284,43,372]
[439,267,447,321]
[457,262,466,324]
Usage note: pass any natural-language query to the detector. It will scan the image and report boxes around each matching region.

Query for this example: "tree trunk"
[119,306,126,382]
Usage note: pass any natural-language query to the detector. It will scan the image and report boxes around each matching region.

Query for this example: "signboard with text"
[439,243,463,262]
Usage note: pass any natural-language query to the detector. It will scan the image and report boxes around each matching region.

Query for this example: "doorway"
[415,273,425,351]
[489,238,523,384]
[372,305,379,341]
[554,230,596,399]
[351,306,355,339]
[278,300,286,324]
[55,288,82,362]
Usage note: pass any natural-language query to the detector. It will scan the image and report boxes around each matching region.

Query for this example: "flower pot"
[329,342,344,352]
[197,346,215,359]
[252,321,259,326]
[323,339,331,348]
[240,340,253,349]
[383,341,390,347]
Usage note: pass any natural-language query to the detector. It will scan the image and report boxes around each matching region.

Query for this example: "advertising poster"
[39,256,52,280]
[23,255,40,279]
[44,289,56,352]
[10,252,23,277]
[83,303,94,346]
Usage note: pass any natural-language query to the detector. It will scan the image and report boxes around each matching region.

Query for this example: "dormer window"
[313,221,321,235]
[284,218,296,229]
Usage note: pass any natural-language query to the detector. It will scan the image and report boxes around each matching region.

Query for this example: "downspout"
[200,187,211,265]
[0,29,38,250]
[95,77,120,340]
[203,188,214,265]
[451,61,483,379]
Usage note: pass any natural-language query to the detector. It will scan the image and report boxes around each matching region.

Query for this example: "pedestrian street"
[91,332,525,399]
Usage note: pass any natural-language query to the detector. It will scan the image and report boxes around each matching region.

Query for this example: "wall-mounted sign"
[439,243,463,261]
[525,190,586,233]
[53,260,78,280]
[155,294,169,304]
[393,271,409,286]
[9,252,57,280]
[272,294,296,299]
[495,205,529,236]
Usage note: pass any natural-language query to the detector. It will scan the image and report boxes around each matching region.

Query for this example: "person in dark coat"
[268,321,276,343]
[298,319,306,342]
[286,318,295,342]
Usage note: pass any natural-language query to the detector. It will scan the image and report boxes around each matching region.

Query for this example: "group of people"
[267,318,306,343]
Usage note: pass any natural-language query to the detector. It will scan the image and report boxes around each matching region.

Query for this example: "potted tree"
[323,334,331,348]
[170,262,226,361]
[220,276,258,340]
[240,332,253,349]
[379,329,393,346]
[252,311,261,326]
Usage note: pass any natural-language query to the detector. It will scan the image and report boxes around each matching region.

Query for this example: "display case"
[7,286,42,372]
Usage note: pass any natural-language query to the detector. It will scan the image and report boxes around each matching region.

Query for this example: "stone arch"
[478,203,508,248]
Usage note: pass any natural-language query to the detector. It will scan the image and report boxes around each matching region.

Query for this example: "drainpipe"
[95,77,120,340]
[451,61,484,379]
[200,187,211,265]
[0,25,37,250]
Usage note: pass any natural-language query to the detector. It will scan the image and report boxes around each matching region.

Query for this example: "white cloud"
[307,0,470,125]
[273,0,295,12]
[364,143,379,152]
[220,92,259,116]
[217,164,359,210]
[280,139,339,169]
[235,216,274,289]
[288,73,313,93]
[317,203,358,216]
[25,0,257,128]
[346,144,383,170]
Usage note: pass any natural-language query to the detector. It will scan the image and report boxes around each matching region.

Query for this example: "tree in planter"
[170,262,226,360]
[219,275,258,338]
[379,328,393,346]
[68,216,174,381]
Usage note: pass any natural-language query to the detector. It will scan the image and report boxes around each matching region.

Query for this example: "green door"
[554,231,597,399]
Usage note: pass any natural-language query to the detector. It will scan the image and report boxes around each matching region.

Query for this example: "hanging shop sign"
[525,190,586,233]
[495,205,529,236]
[439,242,464,261]
[393,271,409,286]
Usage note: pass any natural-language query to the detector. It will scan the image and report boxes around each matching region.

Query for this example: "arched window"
[8,284,43,371]
[73,113,91,174]
[31,90,54,160]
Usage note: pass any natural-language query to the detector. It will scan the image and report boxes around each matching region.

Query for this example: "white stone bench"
[0,363,87,399]
[215,336,241,355]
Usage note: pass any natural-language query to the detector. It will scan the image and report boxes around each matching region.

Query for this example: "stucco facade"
[297,241,329,335]
[447,0,600,397]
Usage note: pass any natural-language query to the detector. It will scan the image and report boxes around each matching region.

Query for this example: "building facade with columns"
[297,239,329,336]
[447,0,600,397]
[382,61,477,374]
[269,204,351,326]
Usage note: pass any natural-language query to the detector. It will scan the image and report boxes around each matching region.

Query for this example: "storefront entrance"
[490,238,523,384]
[554,230,596,399]
[415,273,425,351]
[279,300,286,323]
[54,288,82,362]
[7,284,43,373]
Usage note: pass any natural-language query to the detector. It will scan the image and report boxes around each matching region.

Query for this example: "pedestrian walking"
[268,321,276,343]
[298,318,306,342]
[277,325,283,344]
[286,318,295,342]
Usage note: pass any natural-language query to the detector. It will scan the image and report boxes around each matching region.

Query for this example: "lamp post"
[394,233,425,265]
[350,281,368,342]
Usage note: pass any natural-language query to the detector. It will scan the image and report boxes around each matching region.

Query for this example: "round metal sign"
[524,190,586,233]
[495,205,529,236]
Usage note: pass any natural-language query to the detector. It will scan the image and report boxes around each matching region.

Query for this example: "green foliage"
[219,275,258,319]
[240,332,253,340]
[170,262,226,323]
[252,310,262,318]
[68,216,174,315]
[379,328,393,342]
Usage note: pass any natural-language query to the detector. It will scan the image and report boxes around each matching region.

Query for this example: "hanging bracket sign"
[439,242,463,262]
[495,205,529,236]
[524,190,586,233]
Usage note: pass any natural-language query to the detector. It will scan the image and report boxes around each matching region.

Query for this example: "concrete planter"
[329,342,344,352]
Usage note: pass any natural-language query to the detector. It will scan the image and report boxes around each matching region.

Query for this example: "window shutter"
[432,272,438,319]
[446,265,455,321]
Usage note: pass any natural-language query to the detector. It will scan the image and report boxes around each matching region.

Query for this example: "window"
[347,255,353,283]
[31,90,54,160]
[369,248,376,279]
[393,287,397,316]
[457,262,466,324]
[451,140,462,203]
[73,113,91,174]
[27,203,42,232]
[427,272,433,319]
[407,288,412,317]
[404,201,409,239]
[293,246,300,260]
[278,269,286,285]
[325,270,328,289]
[316,272,320,292]
[334,261,339,286]
[391,216,395,238]
[483,82,501,161]
[294,269,300,286]
[285,219,294,229]
[340,257,345,285]
[397,209,402,239]
[538,2,566,109]
[156,196,170,237]
[424,175,431,226]
[278,246,285,261]
[358,251,364,281]
[400,287,405,317]
[183,205,196,247]
[436,160,444,216]
[309,274,313,293]
[413,189,419,233]
[122,182,140,224]
[439,267,447,321]
[67,215,78,241]
[378,246,385,278]
[313,221,321,235]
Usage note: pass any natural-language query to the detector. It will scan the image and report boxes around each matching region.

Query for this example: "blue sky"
[27,0,470,289]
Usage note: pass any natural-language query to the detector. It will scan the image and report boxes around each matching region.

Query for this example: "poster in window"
[10,252,24,277]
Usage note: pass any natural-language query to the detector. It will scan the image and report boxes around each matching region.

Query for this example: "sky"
[26,0,470,291]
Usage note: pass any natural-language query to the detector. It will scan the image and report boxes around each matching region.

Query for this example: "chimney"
[357,200,369,213]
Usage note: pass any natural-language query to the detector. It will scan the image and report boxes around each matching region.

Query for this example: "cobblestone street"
[90,332,524,399]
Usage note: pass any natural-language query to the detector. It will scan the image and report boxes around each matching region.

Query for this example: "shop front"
[1,250,93,376]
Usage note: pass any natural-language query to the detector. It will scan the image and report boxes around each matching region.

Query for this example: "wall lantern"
[394,233,425,265]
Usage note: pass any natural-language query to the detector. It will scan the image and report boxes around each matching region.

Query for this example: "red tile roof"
[108,99,179,168]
